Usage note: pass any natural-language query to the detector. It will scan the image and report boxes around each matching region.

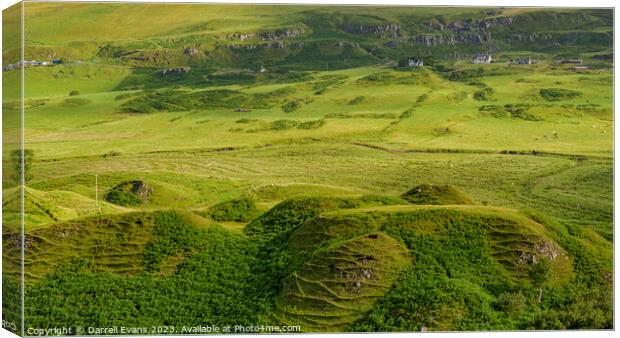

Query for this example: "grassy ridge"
[18,196,611,330]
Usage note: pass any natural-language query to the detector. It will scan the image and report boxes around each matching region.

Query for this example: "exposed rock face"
[183,47,200,56]
[258,28,305,40]
[410,12,606,49]
[516,240,566,265]
[224,27,305,41]
[344,23,402,38]
[161,66,190,75]
[411,32,491,46]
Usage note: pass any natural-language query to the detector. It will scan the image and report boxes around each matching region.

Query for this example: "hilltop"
[3,4,612,70]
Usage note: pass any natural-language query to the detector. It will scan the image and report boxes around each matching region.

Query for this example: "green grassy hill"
[6,4,612,69]
[2,2,613,333]
[13,193,612,331]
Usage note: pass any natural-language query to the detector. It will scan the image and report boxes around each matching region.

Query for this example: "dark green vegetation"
[206,197,257,222]
[539,88,582,102]
[17,192,612,331]
[104,180,152,206]
[2,2,613,334]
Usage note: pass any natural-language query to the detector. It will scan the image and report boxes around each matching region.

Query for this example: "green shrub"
[244,197,343,237]
[496,292,527,317]
[297,119,325,130]
[416,93,429,104]
[539,88,582,101]
[474,87,495,101]
[447,67,484,82]
[281,100,302,113]
[68,90,80,96]
[270,119,298,130]
[104,180,151,206]
[208,197,257,222]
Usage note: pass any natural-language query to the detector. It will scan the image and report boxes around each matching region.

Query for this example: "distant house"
[472,54,492,64]
[515,57,533,65]
[575,66,589,73]
[407,58,424,67]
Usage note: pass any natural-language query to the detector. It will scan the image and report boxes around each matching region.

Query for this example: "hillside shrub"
[104,180,151,206]
[208,197,257,222]
[297,119,325,129]
[281,100,302,113]
[539,88,582,101]
[474,87,496,101]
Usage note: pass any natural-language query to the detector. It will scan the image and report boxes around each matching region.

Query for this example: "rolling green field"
[2,3,614,334]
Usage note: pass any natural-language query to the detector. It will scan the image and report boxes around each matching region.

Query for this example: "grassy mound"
[401,184,474,205]
[288,205,571,283]
[104,180,152,206]
[207,197,257,222]
[244,197,344,237]
[24,211,264,329]
[280,205,574,331]
[244,196,409,237]
[14,212,157,282]
[273,233,411,331]
[13,210,213,283]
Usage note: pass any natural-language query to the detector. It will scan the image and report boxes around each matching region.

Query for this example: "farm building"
[407,58,424,67]
[472,54,492,64]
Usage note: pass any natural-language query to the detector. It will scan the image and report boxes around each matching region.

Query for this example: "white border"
[0,1,617,338]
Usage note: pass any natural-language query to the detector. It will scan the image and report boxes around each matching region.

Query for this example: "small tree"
[497,291,527,317]
[529,258,551,303]
[10,149,34,184]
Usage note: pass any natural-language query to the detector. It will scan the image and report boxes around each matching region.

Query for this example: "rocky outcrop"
[411,32,491,46]
[183,47,201,56]
[258,28,305,40]
[224,27,305,41]
[343,23,401,38]
[161,67,190,75]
